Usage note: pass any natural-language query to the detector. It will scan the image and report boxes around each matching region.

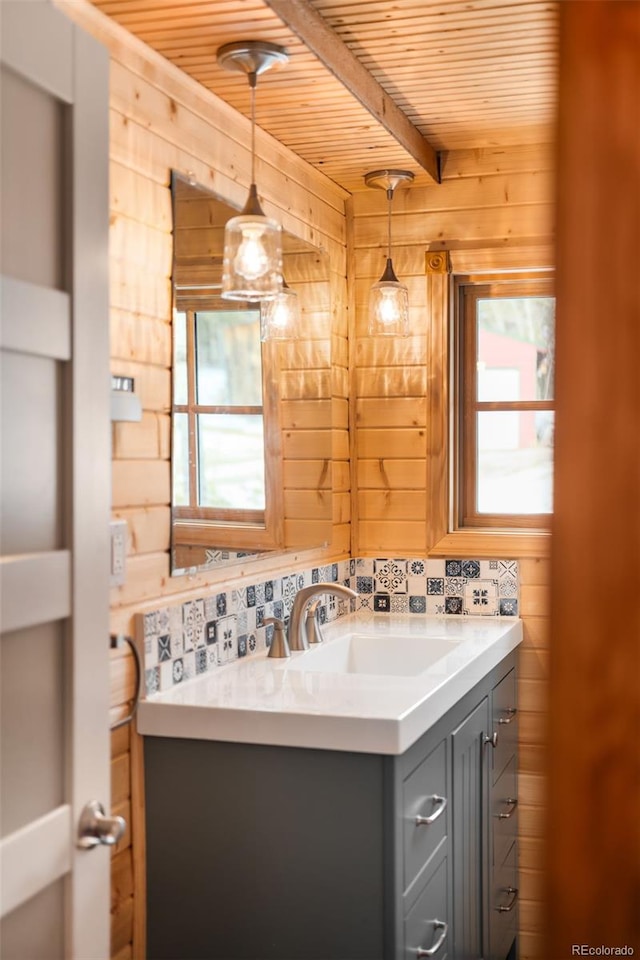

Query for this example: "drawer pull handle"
[416,919,448,956]
[497,797,518,820]
[483,732,498,748]
[498,708,517,725]
[415,795,447,826]
[496,886,519,913]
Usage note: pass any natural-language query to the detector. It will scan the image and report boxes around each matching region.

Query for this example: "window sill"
[428,529,551,559]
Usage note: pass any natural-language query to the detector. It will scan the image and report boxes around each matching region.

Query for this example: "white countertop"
[137,613,523,755]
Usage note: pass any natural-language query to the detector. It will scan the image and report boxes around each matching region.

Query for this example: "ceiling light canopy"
[217,41,289,302]
[365,168,414,337]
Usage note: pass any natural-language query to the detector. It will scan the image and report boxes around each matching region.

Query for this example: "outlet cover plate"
[110,519,127,587]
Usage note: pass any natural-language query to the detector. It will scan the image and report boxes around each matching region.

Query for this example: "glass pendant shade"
[369,257,409,337]
[260,279,300,340]
[221,184,283,302]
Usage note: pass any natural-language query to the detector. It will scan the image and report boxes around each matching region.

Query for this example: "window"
[455,275,555,530]
[172,294,283,550]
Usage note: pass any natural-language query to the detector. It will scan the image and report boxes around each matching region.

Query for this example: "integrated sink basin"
[285,630,460,677]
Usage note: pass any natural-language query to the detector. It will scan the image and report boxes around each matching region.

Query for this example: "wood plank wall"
[55,3,349,956]
[350,148,555,960]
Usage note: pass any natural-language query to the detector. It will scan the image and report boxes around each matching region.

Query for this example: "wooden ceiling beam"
[262,0,441,184]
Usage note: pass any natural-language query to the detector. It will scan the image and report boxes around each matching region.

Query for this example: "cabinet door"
[451,697,490,960]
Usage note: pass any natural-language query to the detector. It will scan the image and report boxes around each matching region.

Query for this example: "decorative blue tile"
[282,576,297,613]
[356,576,374,594]
[427,578,444,595]
[374,559,407,593]
[238,635,247,658]
[205,621,217,645]
[256,606,265,628]
[461,559,481,578]
[216,593,227,616]
[499,577,518,598]
[157,607,170,635]
[331,563,339,582]
[445,597,463,615]
[311,567,320,583]
[499,598,519,617]
[409,595,426,613]
[246,585,256,607]
[195,648,208,674]
[463,580,498,616]
[408,559,426,576]
[445,560,462,577]
[391,594,409,613]
[143,612,158,637]
[248,633,257,653]
[358,595,373,611]
[445,577,465,596]
[264,580,274,602]
[218,616,237,663]
[499,560,518,578]
[373,593,391,612]
[273,600,284,620]
[207,647,218,669]
[172,659,184,685]
[254,582,266,605]
[350,558,356,577]
[157,635,171,662]
[145,666,160,695]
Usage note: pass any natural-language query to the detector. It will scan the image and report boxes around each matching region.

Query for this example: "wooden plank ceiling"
[90,0,559,192]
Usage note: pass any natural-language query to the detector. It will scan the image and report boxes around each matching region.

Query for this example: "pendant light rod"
[217,40,290,217]
[364,168,414,278]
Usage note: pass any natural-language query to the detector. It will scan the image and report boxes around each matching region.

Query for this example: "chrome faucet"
[287,583,357,652]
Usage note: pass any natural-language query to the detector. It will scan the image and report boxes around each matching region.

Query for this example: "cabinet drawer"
[403,739,448,894]
[492,754,518,869]
[489,840,518,960]
[404,855,449,960]
[491,669,518,784]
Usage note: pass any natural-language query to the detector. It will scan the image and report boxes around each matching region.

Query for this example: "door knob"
[77,800,126,849]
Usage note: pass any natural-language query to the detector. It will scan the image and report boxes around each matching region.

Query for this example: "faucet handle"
[263,618,290,659]
[305,599,323,645]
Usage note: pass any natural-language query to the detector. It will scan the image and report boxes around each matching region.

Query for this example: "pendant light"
[260,278,301,340]
[217,41,289,301]
[364,169,414,336]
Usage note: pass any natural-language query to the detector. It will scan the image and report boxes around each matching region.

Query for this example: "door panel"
[0,65,65,290]
[0,879,65,960]
[0,623,65,837]
[0,351,62,554]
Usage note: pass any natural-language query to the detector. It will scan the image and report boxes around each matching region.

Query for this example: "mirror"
[170,173,333,576]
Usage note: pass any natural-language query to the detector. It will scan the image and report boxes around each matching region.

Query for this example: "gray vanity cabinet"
[144,650,518,960]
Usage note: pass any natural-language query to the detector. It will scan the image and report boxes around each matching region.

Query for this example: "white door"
[0,2,114,957]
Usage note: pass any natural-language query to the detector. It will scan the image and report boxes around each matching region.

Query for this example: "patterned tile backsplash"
[137,557,519,696]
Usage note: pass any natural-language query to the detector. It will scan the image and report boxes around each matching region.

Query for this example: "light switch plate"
[110,519,127,587]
